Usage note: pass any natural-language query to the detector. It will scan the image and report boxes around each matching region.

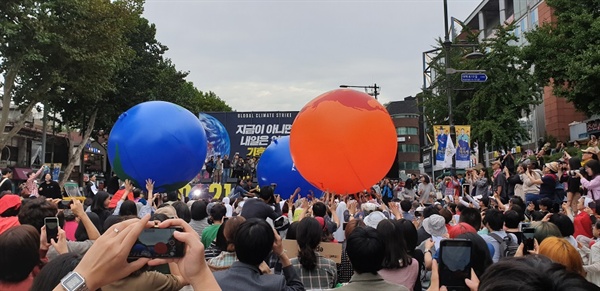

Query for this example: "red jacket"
[108,189,133,209]
[574,211,593,239]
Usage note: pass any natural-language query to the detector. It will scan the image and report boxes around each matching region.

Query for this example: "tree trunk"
[60,109,98,187]
[0,102,37,151]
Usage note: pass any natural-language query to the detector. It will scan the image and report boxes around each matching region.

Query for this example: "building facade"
[462,0,587,143]
[386,97,422,178]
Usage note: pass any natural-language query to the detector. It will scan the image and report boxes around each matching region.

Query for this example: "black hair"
[393,219,418,257]
[286,222,298,240]
[191,200,208,221]
[423,205,439,219]
[345,226,385,274]
[296,217,322,270]
[456,203,467,213]
[549,213,575,237]
[172,201,191,223]
[258,186,274,203]
[234,218,275,266]
[312,202,327,217]
[17,197,58,233]
[456,232,492,278]
[400,200,412,212]
[504,210,521,229]
[91,191,110,213]
[75,212,102,241]
[151,213,169,222]
[377,219,411,269]
[510,204,525,222]
[119,200,137,216]
[439,209,453,224]
[510,196,526,211]
[586,160,600,177]
[215,223,227,252]
[531,211,545,222]
[422,175,430,184]
[132,188,142,199]
[539,197,553,209]
[480,196,490,208]
[484,209,504,231]
[31,253,82,291]
[210,204,227,222]
[478,255,600,291]
[459,207,482,231]
[0,225,40,282]
[166,191,179,202]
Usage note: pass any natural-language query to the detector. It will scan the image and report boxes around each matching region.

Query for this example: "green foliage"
[524,0,600,116]
[421,24,541,153]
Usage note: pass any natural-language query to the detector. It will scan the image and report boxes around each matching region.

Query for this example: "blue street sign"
[461,73,488,82]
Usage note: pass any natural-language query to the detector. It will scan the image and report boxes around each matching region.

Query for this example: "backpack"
[489,232,518,258]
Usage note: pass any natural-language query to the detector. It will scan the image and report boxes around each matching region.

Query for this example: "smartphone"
[44,217,59,244]
[439,239,472,291]
[342,222,348,230]
[522,227,535,253]
[129,227,185,258]
[520,222,531,231]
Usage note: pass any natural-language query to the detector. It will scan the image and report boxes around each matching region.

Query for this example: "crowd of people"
[1,145,600,290]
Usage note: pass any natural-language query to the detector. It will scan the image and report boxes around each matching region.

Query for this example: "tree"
[0,0,63,151]
[524,0,600,116]
[421,24,541,162]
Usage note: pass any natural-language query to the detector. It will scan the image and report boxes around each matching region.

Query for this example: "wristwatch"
[60,272,88,291]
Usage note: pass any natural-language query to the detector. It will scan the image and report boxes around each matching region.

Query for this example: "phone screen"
[522,227,535,252]
[129,227,184,258]
[45,217,59,244]
[439,239,472,291]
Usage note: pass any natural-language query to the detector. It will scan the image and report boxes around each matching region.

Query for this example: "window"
[391,114,419,119]
[398,162,420,170]
[398,144,420,153]
[530,8,538,28]
[396,127,418,135]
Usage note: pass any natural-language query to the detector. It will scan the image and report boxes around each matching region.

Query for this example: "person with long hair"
[208,216,246,271]
[89,191,112,230]
[418,175,435,204]
[377,219,418,290]
[578,159,600,201]
[290,217,337,289]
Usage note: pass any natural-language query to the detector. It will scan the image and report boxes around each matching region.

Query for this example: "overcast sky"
[143,0,480,112]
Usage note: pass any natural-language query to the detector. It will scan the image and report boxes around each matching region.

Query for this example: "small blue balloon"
[256,136,322,199]
[108,101,207,192]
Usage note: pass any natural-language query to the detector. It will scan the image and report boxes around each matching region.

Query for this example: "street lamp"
[339,84,380,100]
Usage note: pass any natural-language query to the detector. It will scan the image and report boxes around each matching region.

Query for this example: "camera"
[568,170,580,176]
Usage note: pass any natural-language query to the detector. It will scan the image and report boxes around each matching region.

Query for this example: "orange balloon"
[290,89,397,194]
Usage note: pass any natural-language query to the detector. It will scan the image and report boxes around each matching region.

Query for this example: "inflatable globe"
[256,136,322,200]
[198,113,230,159]
[108,101,207,192]
[290,89,397,194]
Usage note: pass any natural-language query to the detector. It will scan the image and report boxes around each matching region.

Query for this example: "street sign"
[461,73,488,82]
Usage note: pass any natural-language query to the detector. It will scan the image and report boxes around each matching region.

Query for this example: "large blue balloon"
[256,136,321,199]
[108,101,207,192]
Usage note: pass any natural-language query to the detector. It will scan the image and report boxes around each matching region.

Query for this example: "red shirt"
[108,189,133,209]
[574,211,593,239]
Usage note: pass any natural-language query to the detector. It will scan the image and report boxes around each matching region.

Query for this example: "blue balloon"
[198,113,231,159]
[108,101,207,192]
[256,136,321,199]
